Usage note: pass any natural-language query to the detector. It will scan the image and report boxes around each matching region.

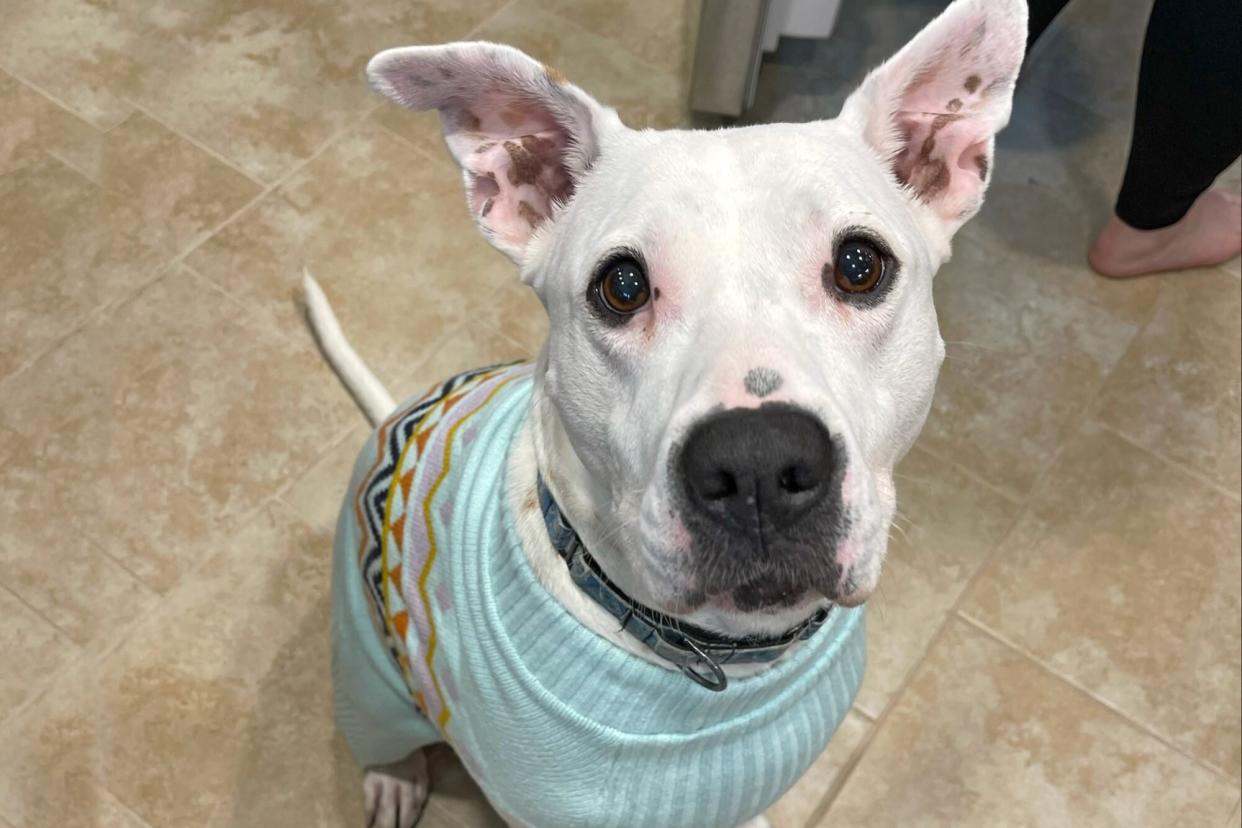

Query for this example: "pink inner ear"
[445,97,575,249]
[890,63,1001,219]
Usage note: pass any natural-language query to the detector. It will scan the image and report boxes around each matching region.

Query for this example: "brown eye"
[832,239,885,293]
[597,258,650,315]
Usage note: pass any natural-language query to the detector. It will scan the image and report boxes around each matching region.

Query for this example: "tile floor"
[0,0,1238,826]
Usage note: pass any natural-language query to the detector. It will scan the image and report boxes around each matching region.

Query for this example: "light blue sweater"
[332,363,866,828]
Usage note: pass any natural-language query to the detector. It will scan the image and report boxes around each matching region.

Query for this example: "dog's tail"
[302,269,395,427]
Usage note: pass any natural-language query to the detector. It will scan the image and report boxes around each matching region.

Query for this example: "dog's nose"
[679,404,837,535]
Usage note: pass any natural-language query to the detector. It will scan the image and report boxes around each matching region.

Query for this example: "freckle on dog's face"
[533,124,944,632]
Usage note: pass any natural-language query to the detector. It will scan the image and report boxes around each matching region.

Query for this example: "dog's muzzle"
[538,476,831,691]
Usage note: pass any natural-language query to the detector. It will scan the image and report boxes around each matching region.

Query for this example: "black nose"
[678,404,837,535]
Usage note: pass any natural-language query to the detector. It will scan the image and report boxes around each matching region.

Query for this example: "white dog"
[308,1,1026,825]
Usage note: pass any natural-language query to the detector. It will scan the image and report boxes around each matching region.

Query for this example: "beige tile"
[538,0,702,79]
[396,320,535,395]
[1094,269,1241,490]
[821,620,1240,828]
[280,424,369,531]
[0,0,143,130]
[766,710,870,828]
[856,446,1021,717]
[0,70,98,175]
[0,160,137,380]
[1229,800,1241,828]
[0,586,78,722]
[962,424,1241,777]
[0,0,511,182]
[0,425,18,465]
[56,110,262,243]
[0,503,339,828]
[0,108,262,382]
[376,2,691,147]
[0,268,355,593]
[0,442,157,642]
[468,280,549,357]
[475,3,691,131]
[187,121,514,390]
[919,235,1139,498]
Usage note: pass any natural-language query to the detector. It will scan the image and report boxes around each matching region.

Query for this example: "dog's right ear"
[368,43,623,263]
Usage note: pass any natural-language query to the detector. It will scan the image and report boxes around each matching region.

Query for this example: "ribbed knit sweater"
[331,362,866,828]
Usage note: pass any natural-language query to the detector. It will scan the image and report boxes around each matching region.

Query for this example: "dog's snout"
[679,404,836,535]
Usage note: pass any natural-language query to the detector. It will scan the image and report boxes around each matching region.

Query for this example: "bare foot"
[1087,189,1242,278]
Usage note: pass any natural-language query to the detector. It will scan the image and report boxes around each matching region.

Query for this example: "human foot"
[1087,189,1242,278]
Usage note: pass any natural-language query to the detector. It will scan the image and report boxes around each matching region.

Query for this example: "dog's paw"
[363,749,429,828]
[738,816,772,828]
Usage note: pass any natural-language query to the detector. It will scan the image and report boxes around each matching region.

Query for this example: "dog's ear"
[367,42,622,263]
[839,0,1027,238]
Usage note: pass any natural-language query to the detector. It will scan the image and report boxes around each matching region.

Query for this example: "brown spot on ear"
[461,111,481,131]
[543,63,567,85]
[521,134,560,167]
[920,159,950,199]
[974,153,989,180]
[964,74,982,93]
[475,141,495,155]
[920,135,936,159]
[517,200,542,229]
[930,112,962,131]
[480,198,495,217]
[946,98,963,112]
[503,140,541,186]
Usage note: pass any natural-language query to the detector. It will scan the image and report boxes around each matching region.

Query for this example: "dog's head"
[368,0,1026,636]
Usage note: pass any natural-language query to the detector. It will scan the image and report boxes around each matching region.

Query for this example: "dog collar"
[536,476,831,692]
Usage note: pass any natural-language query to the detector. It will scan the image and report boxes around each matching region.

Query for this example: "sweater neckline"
[454,375,864,738]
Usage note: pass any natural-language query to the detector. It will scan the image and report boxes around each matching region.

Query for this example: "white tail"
[302,269,395,426]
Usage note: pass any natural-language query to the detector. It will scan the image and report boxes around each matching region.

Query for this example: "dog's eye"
[831,239,885,294]
[597,258,650,315]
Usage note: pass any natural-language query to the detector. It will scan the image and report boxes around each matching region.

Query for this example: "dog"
[307,1,1026,825]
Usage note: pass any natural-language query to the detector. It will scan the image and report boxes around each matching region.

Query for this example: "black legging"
[1029,0,1242,230]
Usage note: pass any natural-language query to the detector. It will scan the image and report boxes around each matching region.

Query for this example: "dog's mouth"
[541,476,836,689]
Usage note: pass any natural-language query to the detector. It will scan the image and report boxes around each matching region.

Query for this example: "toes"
[363,774,383,828]
[396,778,425,828]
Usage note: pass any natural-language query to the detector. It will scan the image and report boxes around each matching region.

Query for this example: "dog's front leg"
[737,815,771,828]
[362,748,429,828]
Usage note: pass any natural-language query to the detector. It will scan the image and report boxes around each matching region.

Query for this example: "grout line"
[956,612,1241,787]
[804,619,963,827]
[368,116,456,169]
[465,0,521,37]
[807,460,1038,818]
[0,62,129,133]
[904,439,1027,507]
[1096,421,1242,504]
[122,99,270,188]
[169,105,381,271]
[84,534,162,599]
[0,580,81,651]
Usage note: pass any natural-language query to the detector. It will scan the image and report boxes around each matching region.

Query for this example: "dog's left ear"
[367,42,623,263]
[839,0,1027,239]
